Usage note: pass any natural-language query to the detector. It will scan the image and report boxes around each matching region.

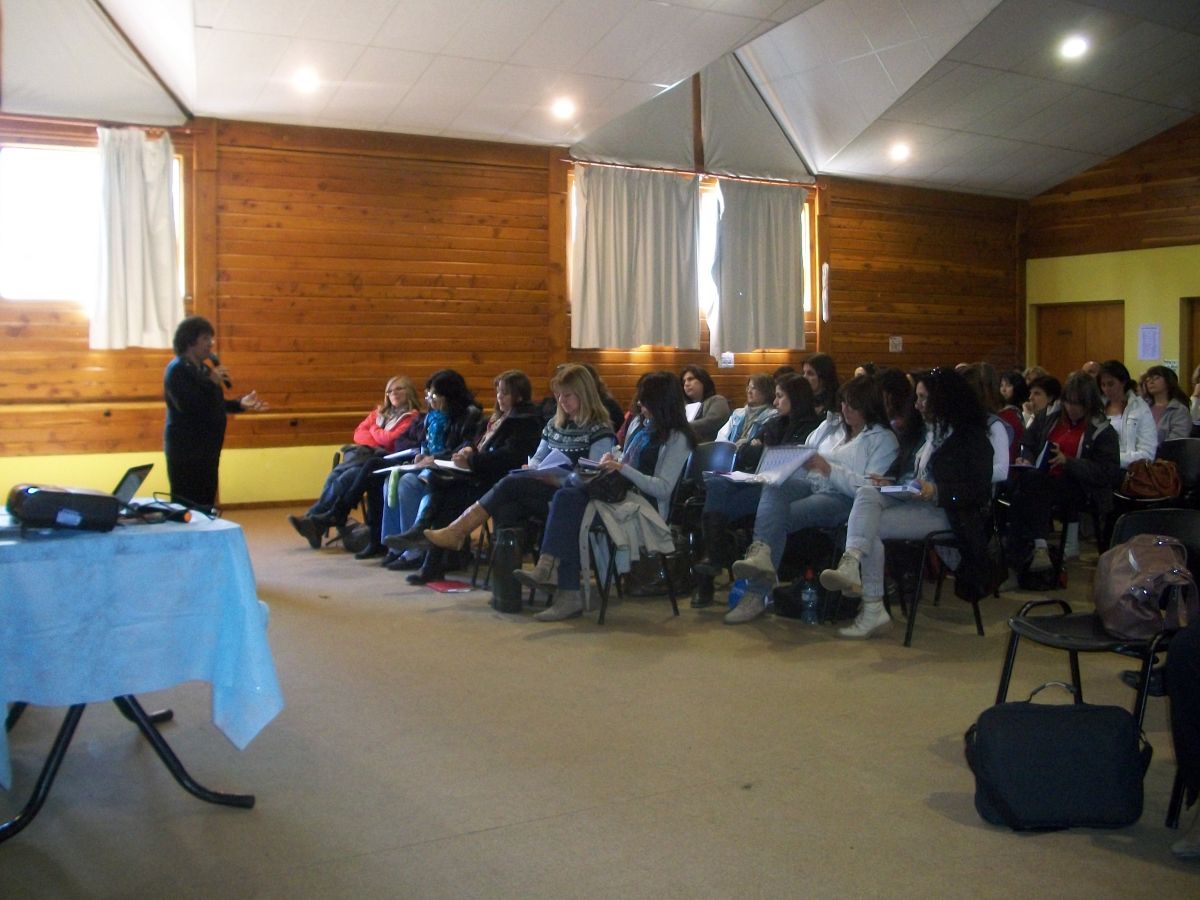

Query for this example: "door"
[1035,301,1124,381]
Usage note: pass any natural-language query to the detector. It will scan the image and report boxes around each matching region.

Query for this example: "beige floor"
[1,508,1195,897]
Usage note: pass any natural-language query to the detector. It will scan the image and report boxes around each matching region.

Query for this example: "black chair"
[994,507,1200,828]
[1156,438,1200,508]
[671,440,736,555]
[889,525,993,648]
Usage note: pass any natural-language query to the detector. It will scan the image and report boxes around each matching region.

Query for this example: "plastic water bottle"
[728,578,748,610]
[800,567,819,625]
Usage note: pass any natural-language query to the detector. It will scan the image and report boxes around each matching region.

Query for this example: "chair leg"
[658,553,680,617]
[971,599,985,637]
[903,544,929,648]
[1068,650,1083,702]
[995,630,1021,705]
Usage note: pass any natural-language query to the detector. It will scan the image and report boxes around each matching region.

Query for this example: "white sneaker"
[731,541,776,583]
[724,589,767,624]
[820,553,863,597]
[1028,546,1052,572]
[837,599,891,639]
[1063,523,1080,559]
[533,589,583,622]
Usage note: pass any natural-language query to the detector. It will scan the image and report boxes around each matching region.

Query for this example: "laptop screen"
[112,464,153,506]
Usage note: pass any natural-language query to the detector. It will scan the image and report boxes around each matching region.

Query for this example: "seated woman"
[1142,365,1192,443]
[1003,371,1120,574]
[288,375,422,551]
[1099,360,1157,471]
[802,352,841,419]
[384,370,544,583]
[962,363,1012,486]
[1190,365,1200,431]
[715,373,777,446]
[514,371,695,622]
[1022,373,1060,427]
[724,374,899,625]
[379,370,481,571]
[680,365,731,441]
[423,363,616,556]
[692,373,821,592]
[998,369,1027,462]
[818,368,994,639]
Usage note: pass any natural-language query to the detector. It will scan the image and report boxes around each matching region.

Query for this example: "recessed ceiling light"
[293,66,320,94]
[1060,34,1088,60]
[889,142,911,163]
[551,97,576,121]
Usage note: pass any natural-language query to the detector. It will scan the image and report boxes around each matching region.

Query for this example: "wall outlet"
[718,352,735,368]
[888,336,903,352]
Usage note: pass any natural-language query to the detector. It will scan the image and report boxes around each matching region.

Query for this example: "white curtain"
[92,127,181,349]
[710,180,806,358]
[570,165,699,350]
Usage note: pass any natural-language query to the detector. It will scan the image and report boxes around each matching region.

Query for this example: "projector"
[6,484,121,532]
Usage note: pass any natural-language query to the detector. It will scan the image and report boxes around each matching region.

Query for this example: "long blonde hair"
[382,375,419,415]
[550,363,608,428]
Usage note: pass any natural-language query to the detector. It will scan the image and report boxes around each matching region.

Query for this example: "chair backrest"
[1157,438,1200,506]
[686,440,736,480]
[1110,508,1200,582]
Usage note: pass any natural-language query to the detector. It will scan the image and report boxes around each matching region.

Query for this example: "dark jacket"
[736,413,822,471]
[1021,405,1122,503]
[468,402,544,487]
[163,356,241,457]
[412,405,483,458]
[928,424,996,602]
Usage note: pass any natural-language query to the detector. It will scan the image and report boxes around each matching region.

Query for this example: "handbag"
[964,682,1152,831]
[568,468,629,504]
[1093,533,1199,640]
[1120,458,1180,499]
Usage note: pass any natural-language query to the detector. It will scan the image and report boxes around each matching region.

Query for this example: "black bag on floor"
[963,683,1152,831]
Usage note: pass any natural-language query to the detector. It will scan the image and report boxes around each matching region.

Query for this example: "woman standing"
[1142,365,1192,443]
[680,365,731,441]
[516,371,696,621]
[163,316,267,508]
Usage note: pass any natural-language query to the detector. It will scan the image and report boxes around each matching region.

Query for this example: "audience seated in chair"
[384,369,543,583]
[288,375,422,553]
[378,369,482,576]
[1142,364,1193,444]
[514,371,694,622]
[680,364,731,442]
[422,363,616,574]
[715,373,778,447]
[1002,370,1120,580]
[725,374,899,626]
[818,368,995,639]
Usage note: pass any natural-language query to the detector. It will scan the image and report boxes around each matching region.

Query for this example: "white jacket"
[1111,391,1157,468]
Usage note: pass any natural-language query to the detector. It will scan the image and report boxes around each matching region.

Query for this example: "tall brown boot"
[425,502,489,551]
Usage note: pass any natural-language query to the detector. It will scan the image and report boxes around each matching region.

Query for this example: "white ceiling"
[2,0,1199,198]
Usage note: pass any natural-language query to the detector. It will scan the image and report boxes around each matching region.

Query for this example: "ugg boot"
[425,503,489,551]
[724,581,768,624]
[693,512,732,577]
[837,596,892,639]
[731,540,776,583]
[820,552,863,597]
[533,589,583,621]
[513,554,559,591]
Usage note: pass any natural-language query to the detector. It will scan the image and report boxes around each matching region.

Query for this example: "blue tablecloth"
[0,516,283,789]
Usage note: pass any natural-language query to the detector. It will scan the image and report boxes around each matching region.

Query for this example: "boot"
[425,503,489,551]
[724,582,767,624]
[533,588,583,621]
[407,549,445,585]
[513,554,558,591]
[693,512,732,577]
[820,552,863,597]
[288,514,329,550]
[690,571,715,608]
[837,596,892,639]
[384,518,433,553]
[731,540,776,583]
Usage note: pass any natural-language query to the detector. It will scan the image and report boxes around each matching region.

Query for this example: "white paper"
[433,459,470,473]
[880,480,921,494]
[1138,324,1160,361]
[685,401,702,421]
[383,448,419,461]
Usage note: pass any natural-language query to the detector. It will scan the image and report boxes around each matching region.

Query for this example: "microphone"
[207,353,232,389]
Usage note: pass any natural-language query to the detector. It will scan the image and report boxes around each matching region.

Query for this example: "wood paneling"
[818,177,1023,373]
[1027,114,1200,258]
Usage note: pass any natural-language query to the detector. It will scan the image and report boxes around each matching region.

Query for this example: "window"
[0,144,184,311]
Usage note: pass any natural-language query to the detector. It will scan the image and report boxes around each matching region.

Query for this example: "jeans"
[381,470,431,539]
[844,486,950,599]
[702,476,762,524]
[752,476,855,570]
[537,485,591,590]
[478,473,560,530]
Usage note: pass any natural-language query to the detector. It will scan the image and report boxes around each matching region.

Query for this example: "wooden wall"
[1,113,1026,459]
[1027,113,1200,258]
[817,176,1024,374]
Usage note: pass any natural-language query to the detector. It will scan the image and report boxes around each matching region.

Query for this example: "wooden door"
[1183,297,1200,385]
[1035,301,1124,380]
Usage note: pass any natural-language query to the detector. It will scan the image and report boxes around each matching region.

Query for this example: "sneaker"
[820,553,863,597]
[1063,523,1080,559]
[730,541,776,583]
[837,599,891,639]
[724,589,766,624]
[1028,546,1052,572]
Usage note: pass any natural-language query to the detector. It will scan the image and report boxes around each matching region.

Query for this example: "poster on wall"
[1138,325,1160,361]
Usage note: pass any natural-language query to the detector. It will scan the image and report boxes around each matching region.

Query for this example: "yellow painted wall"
[1026,244,1200,370]
[0,446,337,507]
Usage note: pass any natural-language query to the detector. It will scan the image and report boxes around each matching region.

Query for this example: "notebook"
[716,445,814,486]
[112,464,154,511]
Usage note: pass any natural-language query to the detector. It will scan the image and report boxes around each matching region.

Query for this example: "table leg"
[0,704,86,845]
[112,696,254,809]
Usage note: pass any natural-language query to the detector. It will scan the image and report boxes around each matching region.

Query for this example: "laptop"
[112,463,154,512]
